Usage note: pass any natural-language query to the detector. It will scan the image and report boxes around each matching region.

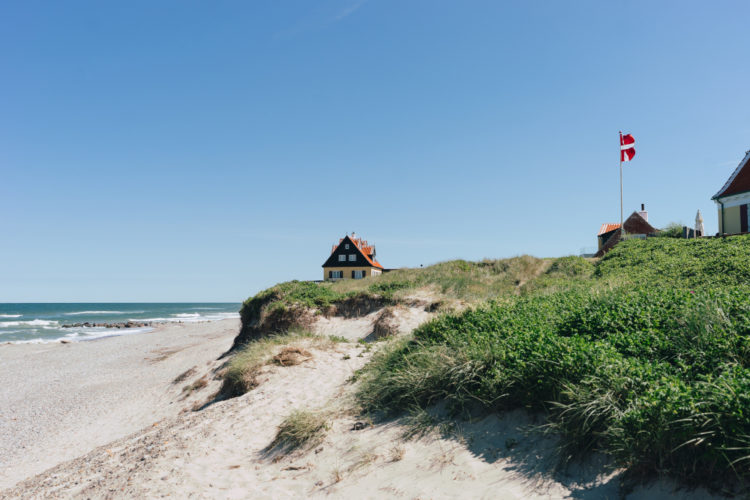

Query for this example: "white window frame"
[353,270,365,279]
[330,270,343,279]
[345,244,349,249]
[338,254,346,262]
[348,254,356,262]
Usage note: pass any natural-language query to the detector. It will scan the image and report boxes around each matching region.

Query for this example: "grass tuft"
[220,331,323,398]
[270,409,330,453]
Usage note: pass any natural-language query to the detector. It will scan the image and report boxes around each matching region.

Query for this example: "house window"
[345,244,349,249]
[353,270,365,279]
[348,254,356,261]
[329,271,343,279]
[338,254,346,262]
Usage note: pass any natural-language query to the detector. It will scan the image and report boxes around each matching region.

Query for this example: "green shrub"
[545,256,595,278]
[357,275,750,485]
[655,222,684,238]
[237,236,750,487]
[368,280,412,298]
[596,235,750,288]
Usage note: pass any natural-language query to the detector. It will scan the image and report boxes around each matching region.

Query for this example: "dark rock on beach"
[62,321,153,329]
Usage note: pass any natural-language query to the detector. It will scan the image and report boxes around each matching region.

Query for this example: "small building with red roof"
[322,233,384,281]
[712,150,750,235]
[595,205,658,257]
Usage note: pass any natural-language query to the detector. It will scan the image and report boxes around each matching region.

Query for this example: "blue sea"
[0,303,241,344]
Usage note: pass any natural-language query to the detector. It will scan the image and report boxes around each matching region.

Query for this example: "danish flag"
[620,132,635,162]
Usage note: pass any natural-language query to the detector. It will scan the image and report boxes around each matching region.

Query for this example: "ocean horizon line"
[0,303,241,344]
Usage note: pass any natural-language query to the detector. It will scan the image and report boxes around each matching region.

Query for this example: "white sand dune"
[0,310,723,499]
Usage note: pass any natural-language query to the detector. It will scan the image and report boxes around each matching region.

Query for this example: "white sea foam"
[4,326,156,344]
[0,319,59,328]
[132,312,239,323]
[63,311,132,316]
[75,327,154,341]
[209,312,240,320]
[0,314,21,318]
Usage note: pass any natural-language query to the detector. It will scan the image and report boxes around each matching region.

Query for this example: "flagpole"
[619,131,624,239]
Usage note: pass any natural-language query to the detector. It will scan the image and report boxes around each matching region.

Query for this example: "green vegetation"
[597,236,750,287]
[356,235,750,488]
[221,330,326,398]
[229,235,750,488]
[329,256,551,300]
[236,255,561,345]
[269,409,330,452]
[654,222,684,238]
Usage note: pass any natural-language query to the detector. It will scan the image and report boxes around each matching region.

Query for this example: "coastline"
[0,303,240,344]
[0,318,239,490]
[0,296,725,499]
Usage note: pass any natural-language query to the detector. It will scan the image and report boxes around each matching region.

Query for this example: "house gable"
[713,150,750,200]
[322,235,383,269]
[594,212,659,257]
[623,211,657,235]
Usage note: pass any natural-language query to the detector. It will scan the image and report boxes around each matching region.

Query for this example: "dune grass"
[269,408,330,453]
[237,255,596,341]
[328,255,555,301]
[229,235,750,488]
[356,235,750,489]
[220,330,334,398]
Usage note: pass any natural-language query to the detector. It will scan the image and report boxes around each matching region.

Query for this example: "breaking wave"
[0,319,59,328]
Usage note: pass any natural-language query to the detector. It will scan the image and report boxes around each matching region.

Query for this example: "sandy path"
[2,335,721,499]
[0,319,238,489]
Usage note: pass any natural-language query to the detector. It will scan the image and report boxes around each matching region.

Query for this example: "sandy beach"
[0,319,238,490]
[0,307,723,499]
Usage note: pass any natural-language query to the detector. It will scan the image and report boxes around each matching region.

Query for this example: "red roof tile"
[598,223,620,236]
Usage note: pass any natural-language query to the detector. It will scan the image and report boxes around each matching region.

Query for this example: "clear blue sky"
[2,1,749,302]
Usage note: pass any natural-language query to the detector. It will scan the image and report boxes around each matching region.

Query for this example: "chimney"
[638,203,648,222]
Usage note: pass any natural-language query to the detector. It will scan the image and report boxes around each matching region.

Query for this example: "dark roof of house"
[622,211,658,235]
[594,211,659,257]
[322,235,384,269]
[597,212,657,238]
[713,150,750,200]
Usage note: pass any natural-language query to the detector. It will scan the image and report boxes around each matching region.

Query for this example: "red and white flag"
[620,132,635,162]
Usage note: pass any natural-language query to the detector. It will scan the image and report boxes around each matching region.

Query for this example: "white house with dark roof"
[713,150,750,235]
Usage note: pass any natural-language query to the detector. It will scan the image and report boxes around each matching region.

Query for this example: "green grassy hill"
[356,236,750,488]
[235,235,750,489]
